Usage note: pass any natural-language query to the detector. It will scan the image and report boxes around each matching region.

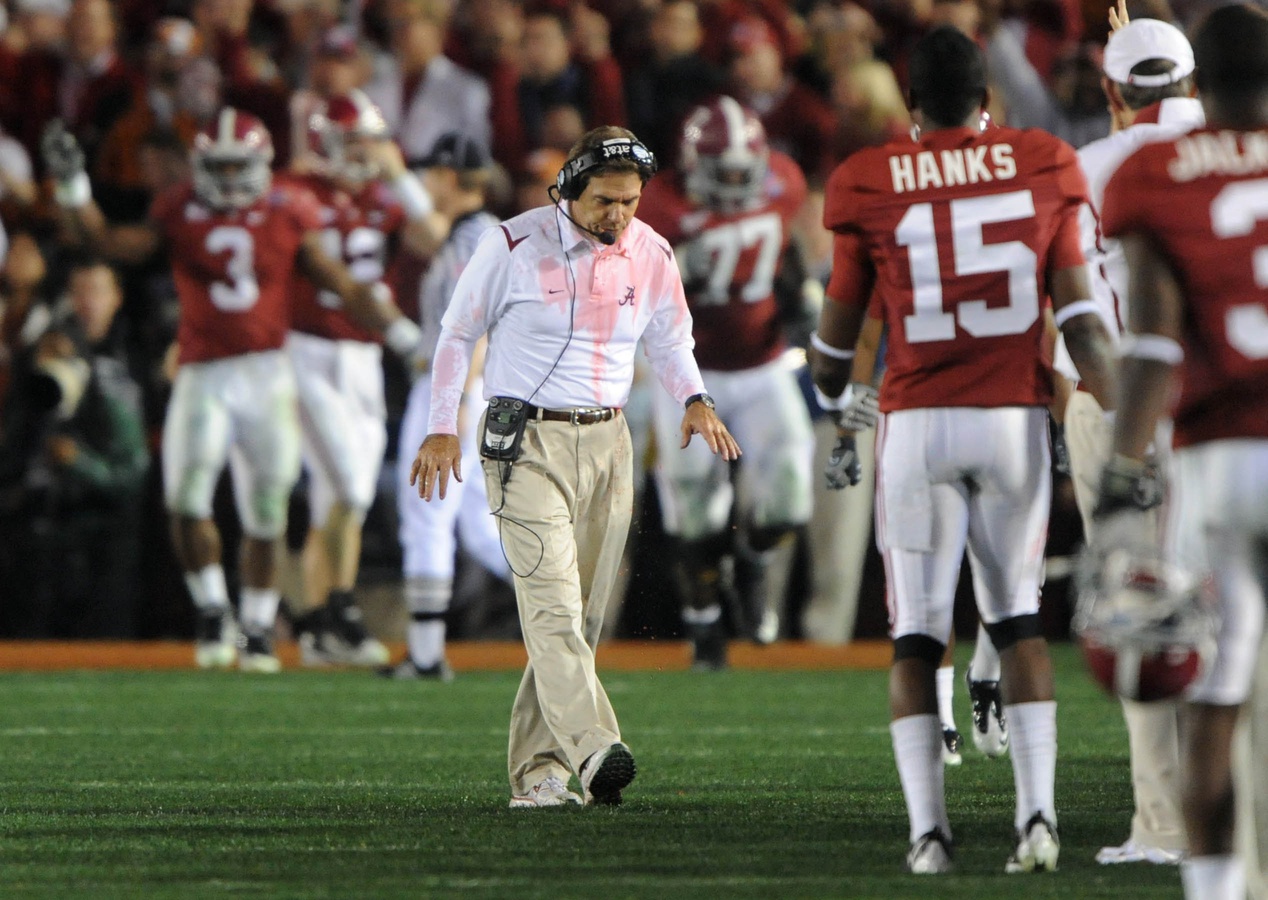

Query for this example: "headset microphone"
[548,184,617,245]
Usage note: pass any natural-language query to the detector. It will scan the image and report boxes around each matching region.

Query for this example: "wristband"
[810,331,855,361]
[384,316,423,359]
[1119,333,1184,365]
[392,172,434,221]
[54,172,92,209]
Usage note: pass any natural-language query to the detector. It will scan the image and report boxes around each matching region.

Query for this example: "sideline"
[0,640,891,672]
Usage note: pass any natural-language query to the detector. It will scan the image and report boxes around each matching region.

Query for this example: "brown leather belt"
[526,404,619,425]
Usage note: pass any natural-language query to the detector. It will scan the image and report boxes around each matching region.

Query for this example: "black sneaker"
[195,610,235,669]
[966,671,1009,757]
[579,742,636,806]
[376,658,455,682]
[907,828,954,874]
[687,620,728,671]
[238,630,280,673]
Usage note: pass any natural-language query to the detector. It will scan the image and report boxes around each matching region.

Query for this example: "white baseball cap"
[1103,18,1195,87]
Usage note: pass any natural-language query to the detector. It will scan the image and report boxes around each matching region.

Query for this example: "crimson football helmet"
[191,108,274,210]
[679,95,769,212]
[1074,547,1215,702]
[307,89,390,185]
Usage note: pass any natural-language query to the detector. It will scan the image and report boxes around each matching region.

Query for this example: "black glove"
[825,433,862,490]
[1093,454,1164,519]
[41,119,85,182]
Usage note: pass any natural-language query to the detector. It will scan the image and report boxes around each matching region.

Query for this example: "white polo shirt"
[427,203,706,434]
[1057,96,1205,382]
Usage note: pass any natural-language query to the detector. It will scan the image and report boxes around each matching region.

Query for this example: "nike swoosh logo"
[501,225,529,252]
[548,289,564,294]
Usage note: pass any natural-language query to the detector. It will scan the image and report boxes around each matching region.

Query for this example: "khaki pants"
[1066,390,1186,852]
[483,413,634,794]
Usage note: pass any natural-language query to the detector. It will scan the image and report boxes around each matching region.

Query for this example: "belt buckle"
[570,408,582,426]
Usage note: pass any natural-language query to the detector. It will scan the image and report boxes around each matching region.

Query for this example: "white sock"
[1181,855,1245,900]
[891,714,950,843]
[239,587,280,635]
[936,666,956,731]
[406,576,451,667]
[1006,700,1057,831]
[970,625,1001,681]
[184,565,229,613]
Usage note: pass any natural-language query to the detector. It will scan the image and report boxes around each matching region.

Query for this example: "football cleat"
[580,742,636,806]
[300,594,390,668]
[509,775,583,809]
[1006,812,1060,873]
[907,828,954,874]
[195,609,236,670]
[376,658,455,682]
[966,671,1009,758]
[1074,548,1215,701]
[687,620,728,672]
[238,630,281,674]
[941,727,963,766]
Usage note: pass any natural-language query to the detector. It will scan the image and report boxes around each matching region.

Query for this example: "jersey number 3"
[1211,180,1268,360]
[206,226,260,312]
[896,189,1039,343]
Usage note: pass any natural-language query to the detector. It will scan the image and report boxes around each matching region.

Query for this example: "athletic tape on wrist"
[810,331,855,361]
[392,172,434,220]
[1119,333,1184,365]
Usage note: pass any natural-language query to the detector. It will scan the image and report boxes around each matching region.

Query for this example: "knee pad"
[983,613,1043,653]
[239,486,291,541]
[893,633,946,667]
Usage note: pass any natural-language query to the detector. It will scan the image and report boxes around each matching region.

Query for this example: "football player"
[283,90,440,668]
[812,27,1118,874]
[44,108,423,672]
[385,131,511,681]
[1058,8,1204,867]
[1097,6,1268,897]
[639,95,815,670]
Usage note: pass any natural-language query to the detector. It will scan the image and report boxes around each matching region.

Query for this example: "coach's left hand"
[680,405,741,461]
[411,433,462,501]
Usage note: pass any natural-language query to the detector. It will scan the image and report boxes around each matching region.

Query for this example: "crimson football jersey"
[823,126,1088,411]
[287,174,406,344]
[151,180,324,364]
[639,151,807,371]
[1102,126,1268,449]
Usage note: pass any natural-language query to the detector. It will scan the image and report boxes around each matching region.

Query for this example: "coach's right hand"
[411,433,462,501]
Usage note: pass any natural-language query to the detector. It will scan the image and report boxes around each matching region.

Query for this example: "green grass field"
[0,643,1182,899]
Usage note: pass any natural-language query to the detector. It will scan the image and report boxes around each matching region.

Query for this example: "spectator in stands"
[625,0,727,164]
[829,57,911,161]
[8,0,139,173]
[512,5,626,171]
[365,0,492,162]
[0,256,148,638]
[727,16,838,184]
[447,0,524,172]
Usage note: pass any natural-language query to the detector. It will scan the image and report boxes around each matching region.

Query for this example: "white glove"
[814,382,880,431]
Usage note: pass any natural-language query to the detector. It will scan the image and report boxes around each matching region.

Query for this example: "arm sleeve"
[641,249,706,404]
[825,232,875,310]
[427,229,507,433]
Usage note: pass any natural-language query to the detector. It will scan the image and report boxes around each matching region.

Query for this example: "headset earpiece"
[556,138,657,202]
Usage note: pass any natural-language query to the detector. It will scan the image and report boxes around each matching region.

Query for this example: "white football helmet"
[679,95,769,212]
[191,108,274,210]
[307,89,389,186]
[1074,547,1215,702]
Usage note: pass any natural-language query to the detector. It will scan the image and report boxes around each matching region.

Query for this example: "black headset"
[555,138,659,201]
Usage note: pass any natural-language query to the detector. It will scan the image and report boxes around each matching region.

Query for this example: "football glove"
[825,433,862,490]
[1093,454,1163,519]
[814,382,879,432]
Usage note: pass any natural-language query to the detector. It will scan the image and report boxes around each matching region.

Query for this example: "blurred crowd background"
[0,0,1230,645]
